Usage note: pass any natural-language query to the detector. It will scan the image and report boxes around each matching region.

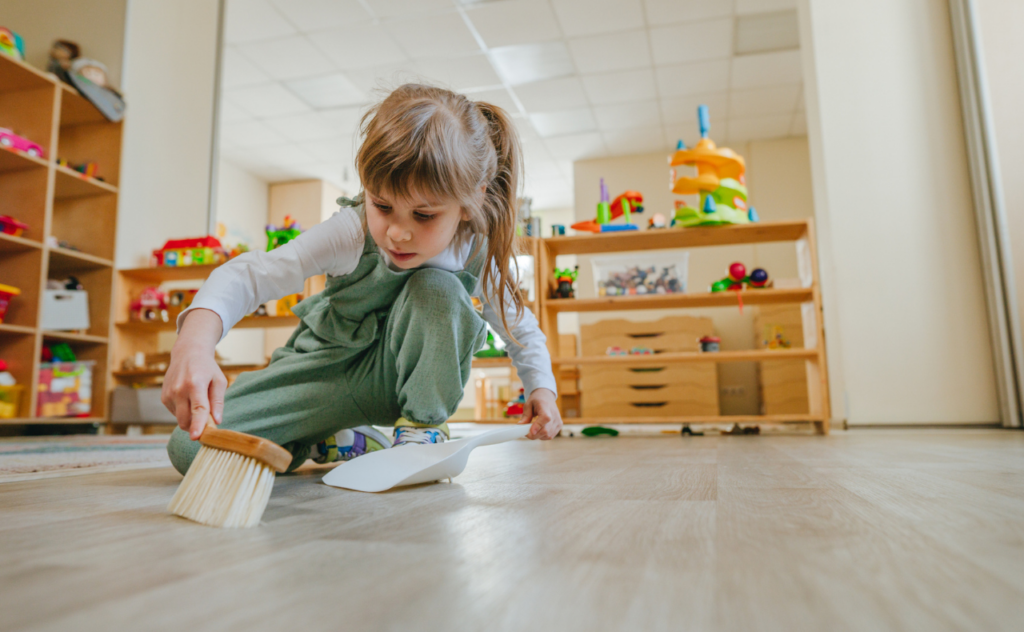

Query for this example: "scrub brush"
[168,424,292,528]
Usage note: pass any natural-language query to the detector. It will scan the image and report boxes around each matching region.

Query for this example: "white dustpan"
[322,425,530,493]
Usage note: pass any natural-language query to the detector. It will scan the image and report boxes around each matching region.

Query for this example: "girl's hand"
[161,309,227,441]
[519,388,562,440]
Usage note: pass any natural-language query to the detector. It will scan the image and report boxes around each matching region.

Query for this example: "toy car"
[0,128,44,158]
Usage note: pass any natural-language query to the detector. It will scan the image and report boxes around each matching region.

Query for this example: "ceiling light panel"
[385,13,482,57]
[643,0,734,25]
[225,0,295,44]
[236,36,337,81]
[650,18,734,65]
[490,42,576,85]
[551,0,645,38]
[269,0,371,31]
[730,49,803,88]
[514,76,589,111]
[308,26,408,70]
[734,10,799,55]
[655,59,731,97]
[530,108,597,137]
[466,1,564,48]
[568,30,652,74]
[416,54,502,91]
[285,72,366,109]
[581,68,657,105]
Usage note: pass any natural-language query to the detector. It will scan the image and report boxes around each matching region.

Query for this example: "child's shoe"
[393,418,450,446]
[311,426,391,463]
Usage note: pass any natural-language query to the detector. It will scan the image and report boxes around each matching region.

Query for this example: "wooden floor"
[1,429,1023,632]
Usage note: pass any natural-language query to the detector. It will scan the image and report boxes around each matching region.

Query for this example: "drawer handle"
[627,333,663,339]
[629,384,666,390]
[629,367,666,373]
[631,402,667,408]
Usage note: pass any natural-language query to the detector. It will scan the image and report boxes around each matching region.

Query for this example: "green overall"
[167,203,488,475]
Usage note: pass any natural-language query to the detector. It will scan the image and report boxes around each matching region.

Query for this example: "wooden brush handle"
[199,427,293,473]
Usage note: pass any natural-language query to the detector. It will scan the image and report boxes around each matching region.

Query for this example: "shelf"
[472,357,512,368]
[545,287,813,313]
[116,315,300,332]
[112,363,266,380]
[47,246,113,275]
[54,164,118,199]
[543,220,811,256]
[550,348,818,366]
[0,53,56,91]
[119,265,221,283]
[0,323,36,335]
[0,417,106,426]
[0,146,49,174]
[0,232,43,253]
[59,84,110,126]
[41,330,108,344]
[467,415,824,425]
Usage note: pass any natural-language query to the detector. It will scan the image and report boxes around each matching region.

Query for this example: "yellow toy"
[670,105,759,227]
[276,293,302,317]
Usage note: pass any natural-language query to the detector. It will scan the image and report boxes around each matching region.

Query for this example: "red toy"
[130,287,170,322]
[0,284,20,324]
[0,215,29,237]
[571,190,644,233]
[504,388,526,417]
[0,127,44,158]
[151,236,227,267]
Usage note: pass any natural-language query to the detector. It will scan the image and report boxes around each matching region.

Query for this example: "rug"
[0,435,172,483]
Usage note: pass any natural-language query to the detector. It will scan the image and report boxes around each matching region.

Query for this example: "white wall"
[116,0,220,268]
[801,0,998,424]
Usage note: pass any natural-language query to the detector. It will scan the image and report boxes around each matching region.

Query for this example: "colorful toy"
[0,358,20,418]
[710,263,770,292]
[648,213,668,229]
[0,215,29,237]
[553,266,578,299]
[130,287,169,322]
[37,360,94,417]
[474,329,508,358]
[606,346,654,356]
[0,27,26,60]
[763,325,792,350]
[597,264,683,297]
[41,343,77,363]
[581,426,619,437]
[571,181,644,233]
[681,424,704,436]
[267,216,303,251]
[669,105,760,227]
[0,128,45,158]
[699,336,721,352]
[151,236,227,267]
[0,283,20,324]
[551,224,566,236]
[504,388,526,417]
[0,359,14,387]
[275,293,302,317]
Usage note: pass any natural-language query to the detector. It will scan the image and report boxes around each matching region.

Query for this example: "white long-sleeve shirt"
[177,206,557,397]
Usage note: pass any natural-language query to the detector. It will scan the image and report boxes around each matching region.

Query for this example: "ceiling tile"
[299,136,357,163]
[593,101,662,131]
[725,114,792,142]
[512,115,542,141]
[521,137,554,165]
[225,0,295,44]
[220,119,288,148]
[464,87,520,115]
[569,30,652,74]
[222,47,271,89]
[650,18,733,65]
[643,0,735,25]
[285,73,367,109]
[789,110,807,135]
[219,101,253,124]
[318,105,370,135]
[730,49,803,88]
[269,0,371,31]
[309,26,408,70]
[236,36,337,81]
[247,143,317,166]
[226,83,311,117]
[530,108,597,137]
[655,59,731,97]
[581,68,657,105]
[735,0,798,15]
[602,125,668,156]
[735,10,799,55]
[363,0,455,18]
[551,0,645,37]
[728,83,800,118]
[385,14,481,58]
[514,77,589,111]
[544,131,607,160]
[490,42,576,85]
[467,1,563,48]
[344,64,425,94]
[660,91,730,128]
[416,55,502,91]
[262,112,341,142]
[524,159,564,185]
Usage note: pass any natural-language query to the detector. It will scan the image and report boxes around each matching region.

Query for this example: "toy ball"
[728,262,746,282]
[710,280,730,292]
[749,268,769,287]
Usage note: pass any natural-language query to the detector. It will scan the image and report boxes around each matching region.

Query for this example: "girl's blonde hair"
[356,83,524,339]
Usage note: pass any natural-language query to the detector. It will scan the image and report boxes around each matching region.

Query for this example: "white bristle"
[168,446,277,528]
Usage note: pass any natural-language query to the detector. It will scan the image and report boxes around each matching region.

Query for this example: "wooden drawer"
[760,359,809,415]
[579,363,711,390]
[582,398,719,418]
[581,316,714,355]
[580,364,718,417]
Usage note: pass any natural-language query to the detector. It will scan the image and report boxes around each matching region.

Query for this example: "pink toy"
[0,128,45,158]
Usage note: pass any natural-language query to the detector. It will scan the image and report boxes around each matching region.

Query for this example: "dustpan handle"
[464,425,530,449]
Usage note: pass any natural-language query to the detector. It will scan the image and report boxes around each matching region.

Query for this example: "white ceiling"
[218,0,806,210]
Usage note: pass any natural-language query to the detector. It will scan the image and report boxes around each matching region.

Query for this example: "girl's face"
[365,190,469,269]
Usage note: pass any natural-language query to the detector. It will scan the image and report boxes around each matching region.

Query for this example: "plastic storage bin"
[37,361,94,417]
[592,251,689,297]
[0,385,24,418]
[41,290,90,330]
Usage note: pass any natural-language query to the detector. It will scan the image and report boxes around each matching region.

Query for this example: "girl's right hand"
[161,308,227,441]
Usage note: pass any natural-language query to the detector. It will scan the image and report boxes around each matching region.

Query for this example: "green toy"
[554,266,578,299]
[474,329,508,358]
[581,426,619,437]
[266,215,302,251]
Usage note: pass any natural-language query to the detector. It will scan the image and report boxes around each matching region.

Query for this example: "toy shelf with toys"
[0,50,122,425]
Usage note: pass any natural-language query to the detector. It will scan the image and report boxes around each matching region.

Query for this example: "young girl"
[164,84,562,475]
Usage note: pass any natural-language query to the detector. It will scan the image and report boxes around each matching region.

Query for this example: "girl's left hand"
[520,388,562,440]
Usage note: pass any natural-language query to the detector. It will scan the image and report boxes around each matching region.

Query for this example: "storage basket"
[0,385,24,419]
[37,361,95,417]
[592,251,688,297]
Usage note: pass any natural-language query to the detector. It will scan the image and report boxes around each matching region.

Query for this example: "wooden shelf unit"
[0,53,122,426]
[536,219,831,434]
